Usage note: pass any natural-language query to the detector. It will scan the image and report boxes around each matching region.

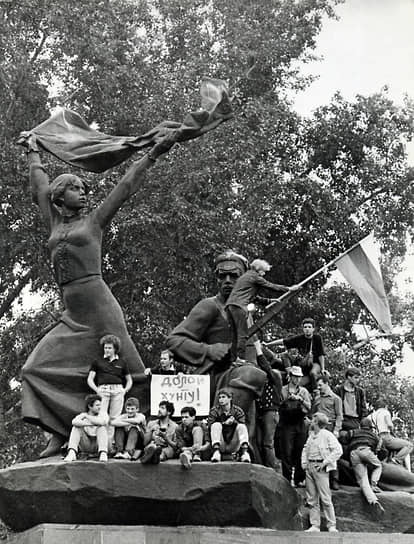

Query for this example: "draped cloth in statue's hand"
[24,78,233,173]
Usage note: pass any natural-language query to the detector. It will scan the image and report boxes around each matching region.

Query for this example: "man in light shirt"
[370,398,413,471]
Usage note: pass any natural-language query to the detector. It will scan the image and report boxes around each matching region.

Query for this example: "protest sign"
[150,374,210,416]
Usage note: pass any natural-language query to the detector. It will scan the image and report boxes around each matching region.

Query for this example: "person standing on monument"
[312,375,343,490]
[19,132,177,457]
[278,366,312,487]
[64,394,109,462]
[225,259,298,363]
[302,412,342,533]
[208,388,251,463]
[264,318,326,391]
[335,367,368,431]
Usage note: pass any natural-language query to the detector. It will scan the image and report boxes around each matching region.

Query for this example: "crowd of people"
[62,314,413,533]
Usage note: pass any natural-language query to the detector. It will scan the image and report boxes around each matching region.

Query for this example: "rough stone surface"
[0,459,301,532]
[298,485,414,533]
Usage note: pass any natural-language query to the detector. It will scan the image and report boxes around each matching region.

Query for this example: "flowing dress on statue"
[22,165,145,437]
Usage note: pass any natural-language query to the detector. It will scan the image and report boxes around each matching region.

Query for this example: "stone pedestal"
[0,459,300,532]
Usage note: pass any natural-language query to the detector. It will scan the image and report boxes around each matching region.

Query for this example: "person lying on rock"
[207,388,251,463]
[176,406,211,469]
[111,397,146,460]
[64,394,109,462]
[346,417,385,516]
[140,401,177,464]
[225,258,298,364]
[302,412,342,533]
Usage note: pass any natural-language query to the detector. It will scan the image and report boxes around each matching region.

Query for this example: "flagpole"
[284,232,373,292]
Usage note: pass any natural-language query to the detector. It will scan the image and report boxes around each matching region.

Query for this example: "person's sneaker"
[131,449,142,461]
[140,444,157,464]
[180,452,192,470]
[211,450,221,463]
[64,449,77,462]
[305,526,320,532]
[240,450,251,463]
[119,451,131,460]
[114,451,124,459]
[193,454,202,462]
[328,526,339,532]
[151,447,162,464]
[371,484,382,493]
[98,451,108,462]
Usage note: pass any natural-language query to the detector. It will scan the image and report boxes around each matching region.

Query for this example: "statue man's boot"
[263,446,279,470]
[39,433,66,458]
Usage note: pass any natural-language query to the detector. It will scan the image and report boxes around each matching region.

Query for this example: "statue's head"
[214,250,248,300]
[50,174,89,210]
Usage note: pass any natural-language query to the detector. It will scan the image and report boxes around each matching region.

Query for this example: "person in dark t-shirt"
[264,318,325,390]
[87,334,132,449]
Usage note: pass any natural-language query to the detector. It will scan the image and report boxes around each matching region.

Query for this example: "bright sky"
[293,0,414,374]
[294,0,414,118]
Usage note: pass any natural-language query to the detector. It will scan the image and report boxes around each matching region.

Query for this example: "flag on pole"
[335,233,392,334]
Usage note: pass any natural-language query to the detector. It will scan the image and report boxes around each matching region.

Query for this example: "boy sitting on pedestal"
[112,397,146,460]
[64,394,109,462]
[208,388,251,463]
[176,406,211,469]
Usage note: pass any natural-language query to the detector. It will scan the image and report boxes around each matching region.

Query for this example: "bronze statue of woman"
[20,133,175,457]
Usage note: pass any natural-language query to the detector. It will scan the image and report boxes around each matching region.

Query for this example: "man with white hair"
[225,258,298,362]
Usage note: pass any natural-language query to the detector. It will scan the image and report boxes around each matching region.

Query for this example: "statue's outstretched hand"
[149,131,177,160]
[17,132,38,152]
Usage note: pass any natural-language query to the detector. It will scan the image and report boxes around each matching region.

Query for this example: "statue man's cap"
[215,250,248,274]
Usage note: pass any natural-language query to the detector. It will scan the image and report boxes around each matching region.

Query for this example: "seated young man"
[208,388,250,463]
[111,397,146,460]
[140,401,177,464]
[176,406,211,469]
[64,394,109,462]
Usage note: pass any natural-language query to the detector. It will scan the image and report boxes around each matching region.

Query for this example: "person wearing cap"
[111,397,146,460]
[345,417,385,515]
[225,258,298,363]
[335,367,368,431]
[278,366,312,487]
[166,251,268,453]
[301,412,342,533]
[207,388,251,463]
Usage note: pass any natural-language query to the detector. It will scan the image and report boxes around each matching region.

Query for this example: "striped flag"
[335,233,392,333]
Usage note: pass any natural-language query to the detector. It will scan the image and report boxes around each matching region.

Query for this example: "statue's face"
[216,270,240,300]
[63,178,87,210]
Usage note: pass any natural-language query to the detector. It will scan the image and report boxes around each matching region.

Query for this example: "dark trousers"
[342,416,360,431]
[114,426,144,454]
[226,304,248,359]
[278,419,307,484]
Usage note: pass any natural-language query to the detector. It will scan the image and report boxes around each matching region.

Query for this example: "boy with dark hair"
[335,367,368,431]
[225,259,298,362]
[264,318,326,391]
[64,394,109,462]
[176,406,210,469]
[208,388,251,463]
[112,397,146,460]
[141,401,177,464]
